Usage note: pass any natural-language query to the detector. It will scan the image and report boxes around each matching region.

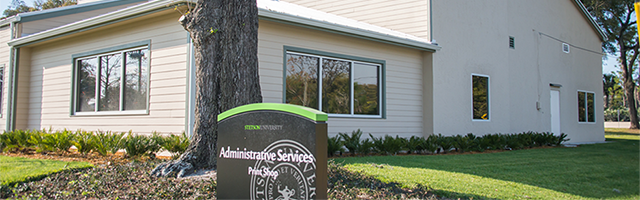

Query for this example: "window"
[73,44,149,115]
[578,91,595,123]
[285,51,382,118]
[472,74,489,120]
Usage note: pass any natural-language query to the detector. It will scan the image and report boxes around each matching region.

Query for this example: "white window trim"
[72,46,150,116]
[577,90,596,124]
[471,73,490,122]
[286,51,383,118]
[0,64,4,118]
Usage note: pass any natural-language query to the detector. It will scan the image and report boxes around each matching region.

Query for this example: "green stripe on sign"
[217,103,328,122]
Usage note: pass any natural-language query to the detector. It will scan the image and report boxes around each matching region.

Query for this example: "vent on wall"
[509,36,515,49]
[562,43,570,53]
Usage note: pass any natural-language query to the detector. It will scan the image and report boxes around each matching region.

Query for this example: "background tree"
[151,0,262,177]
[603,73,619,108]
[582,0,639,129]
[2,0,76,19]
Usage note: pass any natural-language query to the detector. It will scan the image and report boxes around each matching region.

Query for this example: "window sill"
[472,119,491,122]
[578,121,597,124]
[328,114,383,119]
[72,110,149,117]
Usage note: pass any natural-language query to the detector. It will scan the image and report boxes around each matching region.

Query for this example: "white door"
[550,90,561,134]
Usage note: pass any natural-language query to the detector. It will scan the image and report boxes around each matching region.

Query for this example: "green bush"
[327,135,344,157]
[122,132,164,159]
[357,138,373,156]
[370,134,403,155]
[421,135,438,154]
[161,132,190,159]
[435,134,454,153]
[339,129,362,155]
[72,130,95,154]
[405,136,424,154]
[42,129,75,152]
[0,130,32,152]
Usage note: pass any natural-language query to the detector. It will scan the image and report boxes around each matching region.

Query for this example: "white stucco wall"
[431,0,604,143]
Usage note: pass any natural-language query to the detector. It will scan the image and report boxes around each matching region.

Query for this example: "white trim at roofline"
[572,0,607,41]
[7,0,441,52]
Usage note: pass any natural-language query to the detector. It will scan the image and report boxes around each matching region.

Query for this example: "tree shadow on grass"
[333,142,639,199]
[327,161,486,200]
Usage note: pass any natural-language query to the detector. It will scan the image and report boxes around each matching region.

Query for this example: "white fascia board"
[8,0,193,47]
[258,9,441,52]
[572,0,607,41]
[0,16,17,27]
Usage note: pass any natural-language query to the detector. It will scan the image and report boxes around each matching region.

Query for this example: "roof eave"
[258,8,441,52]
[8,0,193,48]
[572,0,608,41]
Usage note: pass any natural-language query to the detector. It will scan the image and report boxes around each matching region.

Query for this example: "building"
[1,0,605,143]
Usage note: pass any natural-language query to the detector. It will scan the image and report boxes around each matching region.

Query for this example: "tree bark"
[152,0,262,177]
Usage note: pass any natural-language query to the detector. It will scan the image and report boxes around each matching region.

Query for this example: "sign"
[216,103,328,199]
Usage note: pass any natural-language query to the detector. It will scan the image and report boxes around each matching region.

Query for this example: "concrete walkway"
[604,121,631,128]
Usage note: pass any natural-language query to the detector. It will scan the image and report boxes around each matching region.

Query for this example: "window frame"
[70,40,151,116]
[577,90,596,124]
[283,46,385,119]
[471,74,490,122]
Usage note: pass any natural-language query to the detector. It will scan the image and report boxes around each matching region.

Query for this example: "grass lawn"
[0,156,93,186]
[333,129,639,199]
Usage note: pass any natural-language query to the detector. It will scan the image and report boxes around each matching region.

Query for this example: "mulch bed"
[1,150,444,199]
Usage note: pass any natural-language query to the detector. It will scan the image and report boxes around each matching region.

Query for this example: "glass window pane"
[76,58,97,112]
[322,58,350,114]
[99,54,122,111]
[286,53,319,109]
[578,91,586,122]
[587,92,595,122]
[353,63,379,115]
[472,75,489,120]
[124,49,149,110]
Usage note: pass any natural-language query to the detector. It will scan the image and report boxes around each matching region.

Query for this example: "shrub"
[161,132,190,159]
[339,129,362,155]
[422,135,439,154]
[371,134,403,155]
[27,130,47,153]
[42,129,75,152]
[327,135,344,157]
[123,133,155,158]
[435,134,453,153]
[0,130,32,152]
[452,134,472,153]
[405,136,424,154]
[72,130,95,154]
[91,130,125,156]
[357,138,374,156]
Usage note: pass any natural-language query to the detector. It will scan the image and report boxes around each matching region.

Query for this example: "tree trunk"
[619,47,640,129]
[151,0,262,177]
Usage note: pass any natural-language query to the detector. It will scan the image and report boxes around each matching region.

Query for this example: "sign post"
[216,103,328,200]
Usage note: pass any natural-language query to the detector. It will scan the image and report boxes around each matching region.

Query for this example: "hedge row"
[328,129,569,157]
[0,129,189,159]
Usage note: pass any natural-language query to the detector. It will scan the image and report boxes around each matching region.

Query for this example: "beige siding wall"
[19,10,188,135]
[282,0,430,40]
[0,26,10,131]
[431,0,604,143]
[258,20,427,138]
[20,2,144,37]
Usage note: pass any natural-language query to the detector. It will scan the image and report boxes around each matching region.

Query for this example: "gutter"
[572,0,608,41]
[258,8,441,52]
